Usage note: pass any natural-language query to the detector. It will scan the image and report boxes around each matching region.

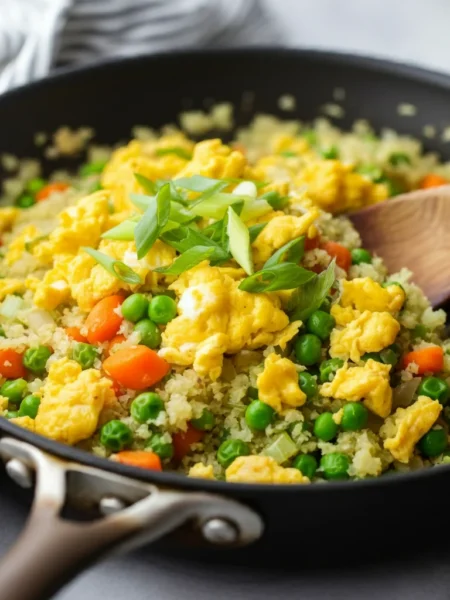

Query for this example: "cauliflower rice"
[1,110,450,485]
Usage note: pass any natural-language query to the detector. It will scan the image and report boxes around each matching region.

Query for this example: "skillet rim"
[1,46,450,494]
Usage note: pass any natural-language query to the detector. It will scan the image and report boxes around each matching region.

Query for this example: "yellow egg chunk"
[252,210,320,266]
[226,456,309,484]
[160,263,297,379]
[33,258,72,310]
[5,224,40,265]
[257,353,306,413]
[380,396,442,463]
[331,305,361,327]
[188,463,216,479]
[320,359,392,418]
[0,207,19,233]
[330,310,400,362]
[0,278,26,301]
[176,139,247,180]
[32,192,112,264]
[29,358,114,445]
[340,278,405,313]
[294,159,388,213]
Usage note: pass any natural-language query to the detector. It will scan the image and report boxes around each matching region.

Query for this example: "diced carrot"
[85,295,124,344]
[36,182,69,201]
[419,174,448,190]
[116,451,162,471]
[65,327,88,343]
[321,241,352,272]
[0,348,27,379]
[102,345,170,390]
[403,346,444,375]
[106,334,126,357]
[173,424,205,461]
[304,235,320,251]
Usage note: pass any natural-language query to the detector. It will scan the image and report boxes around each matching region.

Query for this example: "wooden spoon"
[347,185,450,308]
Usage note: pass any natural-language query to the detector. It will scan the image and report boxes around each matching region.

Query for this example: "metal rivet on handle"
[99,496,126,515]
[5,458,33,489]
[201,518,238,545]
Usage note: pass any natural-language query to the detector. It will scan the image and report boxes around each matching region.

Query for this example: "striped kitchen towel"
[0,0,279,94]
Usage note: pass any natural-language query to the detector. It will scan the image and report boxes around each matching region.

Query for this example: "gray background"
[3,1,450,598]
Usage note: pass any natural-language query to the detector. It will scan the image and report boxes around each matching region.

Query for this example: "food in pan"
[1,113,450,484]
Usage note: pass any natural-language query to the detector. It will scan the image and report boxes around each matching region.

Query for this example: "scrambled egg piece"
[252,210,320,266]
[0,207,19,233]
[340,278,405,313]
[257,352,306,413]
[380,396,442,463]
[188,463,215,479]
[226,456,309,484]
[294,159,388,213]
[34,239,175,311]
[5,224,40,265]
[0,278,26,301]
[160,263,298,379]
[330,310,400,362]
[177,139,247,180]
[331,305,360,327]
[11,358,114,444]
[320,359,392,418]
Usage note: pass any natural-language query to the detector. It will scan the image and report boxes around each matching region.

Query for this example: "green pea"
[319,358,344,383]
[18,395,40,419]
[121,293,149,322]
[217,439,250,469]
[134,319,161,349]
[382,176,405,197]
[313,412,338,442]
[15,194,35,209]
[292,454,318,479]
[0,327,5,337]
[191,408,216,431]
[23,346,52,375]
[26,177,46,195]
[412,324,428,340]
[294,334,322,366]
[362,352,383,363]
[356,165,384,183]
[418,428,447,457]
[148,295,178,324]
[379,347,399,366]
[79,160,107,177]
[388,152,411,167]
[72,342,98,370]
[418,377,450,405]
[320,146,339,160]
[319,297,332,313]
[0,378,27,404]
[351,248,372,265]
[5,410,19,419]
[298,372,318,398]
[131,392,164,423]
[306,310,335,341]
[341,403,368,431]
[100,420,133,451]
[247,386,259,400]
[320,452,350,480]
[245,400,274,430]
[146,433,174,459]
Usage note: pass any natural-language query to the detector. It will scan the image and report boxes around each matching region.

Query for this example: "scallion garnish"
[173,175,222,192]
[248,222,267,243]
[227,206,253,275]
[155,147,192,160]
[102,220,137,241]
[239,263,316,293]
[161,226,228,263]
[263,236,305,268]
[155,246,215,275]
[134,173,157,195]
[82,247,142,285]
[134,183,171,259]
[288,259,336,321]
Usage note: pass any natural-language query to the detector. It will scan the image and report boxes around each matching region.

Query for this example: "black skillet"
[1,48,450,600]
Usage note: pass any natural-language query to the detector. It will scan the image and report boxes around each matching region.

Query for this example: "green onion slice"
[263,236,305,268]
[155,246,215,275]
[239,263,316,293]
[288,259,336,321]
[82,247,142,284]
[134,183,171,259]
[227,206,253,275]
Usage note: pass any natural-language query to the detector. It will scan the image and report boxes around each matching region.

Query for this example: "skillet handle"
[0,438,263,600]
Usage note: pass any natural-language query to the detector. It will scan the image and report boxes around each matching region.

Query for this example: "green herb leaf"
[134,173,157,195]
[24,234,50,253]
[102,220,137,241]
[82,247,142,285]
[239,263,316,293]
[263,236,305,268]
[129,193,153,211]
[227,206,253,275]
[155,147,192,160]
[155,246,215,275]
[288,259,336,321]
[161,226,229,263]
[248,222,267,243]
[134,183,171,259]
[174,175,222,192]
